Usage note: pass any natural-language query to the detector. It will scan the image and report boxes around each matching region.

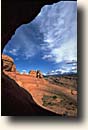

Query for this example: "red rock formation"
[11,64,16,72]
[29,70,37,77]
[29,70,43,78]
[2,54,16,72]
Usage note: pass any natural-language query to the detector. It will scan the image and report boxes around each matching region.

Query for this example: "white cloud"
[51,40,77,63]
[20,69,28,74]
[71,66,77,70]
[9,49,18,56]
[47,65,77,75]
[42,54,52,60]
[43,72,47,76]
[36,1,77,64]
[22,70,27,72]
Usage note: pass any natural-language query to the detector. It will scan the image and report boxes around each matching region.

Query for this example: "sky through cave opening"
[3,1,77,75]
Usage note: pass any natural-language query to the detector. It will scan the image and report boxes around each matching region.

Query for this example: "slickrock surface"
[2,73,58,116]
[4,71,77,117]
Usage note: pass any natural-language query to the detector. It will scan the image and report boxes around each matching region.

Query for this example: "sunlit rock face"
[2,54,16,72]
[29,70,43,78]
[29,70,37,77]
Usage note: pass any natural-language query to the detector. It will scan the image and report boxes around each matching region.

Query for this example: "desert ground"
[4,71,77,117]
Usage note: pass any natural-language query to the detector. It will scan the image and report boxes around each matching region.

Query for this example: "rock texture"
[29,70,43,78]
[4,70,77,116]
[29,70,37,77]
[36,70,43,78]
[2,54,16,72]
[1,73,57,116]
[11,64,16,72]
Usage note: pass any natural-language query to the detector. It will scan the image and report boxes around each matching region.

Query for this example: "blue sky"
[3,1,77,75]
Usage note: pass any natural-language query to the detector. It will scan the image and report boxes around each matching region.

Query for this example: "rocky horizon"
[2,54,77,116]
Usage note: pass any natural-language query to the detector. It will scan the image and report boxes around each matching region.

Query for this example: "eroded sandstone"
[2,54,16,72]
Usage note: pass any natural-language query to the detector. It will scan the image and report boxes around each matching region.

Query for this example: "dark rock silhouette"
[36,70,43,78]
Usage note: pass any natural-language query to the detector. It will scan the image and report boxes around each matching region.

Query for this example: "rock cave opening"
[1,0,77,117]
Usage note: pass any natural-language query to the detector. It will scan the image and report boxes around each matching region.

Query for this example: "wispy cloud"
[8,49,19,56]
[3,1,77,74]
[47,65,77,75]
[4,24,40,59]
[35,1,77,64]
[42,54,53,60]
